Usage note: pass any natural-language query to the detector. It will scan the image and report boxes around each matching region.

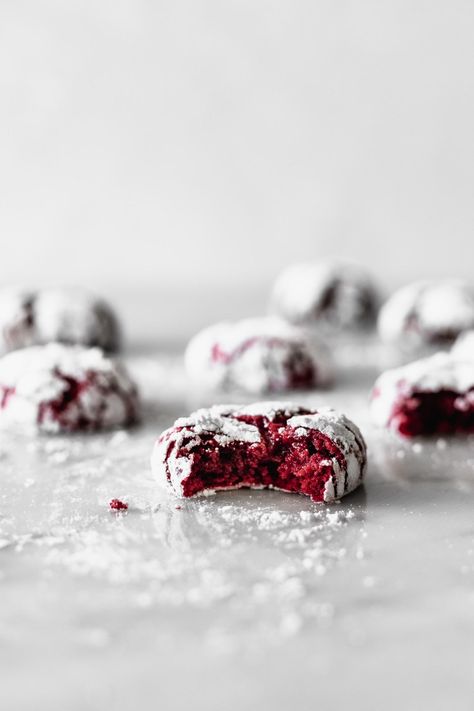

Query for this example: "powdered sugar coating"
[271,261,377,330]
[171,404,261,446]
[0,343,139,433]
[370,352,474,433]
[452,331,474,360]
[0,287,35,353]
[151,402,366,502]
[0,286,121,354]
[185,317,332,394]
[239,400,307,420]
[378,281,474,347]
[34,288,121,351]
[287,410,366,498]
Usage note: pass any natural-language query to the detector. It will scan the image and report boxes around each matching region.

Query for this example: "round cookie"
[185,317,332,394]
[0,343,139,433]
[151,402,367,502]
[271,261,378,331]
[34,288,121,351]
[370,352,474,437]
[378,280,474,349]
[0,286,121,354]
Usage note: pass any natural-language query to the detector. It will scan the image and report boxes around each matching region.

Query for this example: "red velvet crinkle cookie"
[0,286,120,354]
[271,261,378,331]
[0,343,139,433]
[185,317,332,394]
[370,352,474,437]
[151,402,366,502]
[378,281,474,348]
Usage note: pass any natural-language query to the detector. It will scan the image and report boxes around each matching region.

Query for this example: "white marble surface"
[1,342,474,710]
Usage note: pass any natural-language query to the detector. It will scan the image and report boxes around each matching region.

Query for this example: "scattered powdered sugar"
[0,438,367,650]
[37,498,361,640]
[2,345,474,669]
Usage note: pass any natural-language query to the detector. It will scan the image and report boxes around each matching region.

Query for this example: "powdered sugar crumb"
[2,483,365,650]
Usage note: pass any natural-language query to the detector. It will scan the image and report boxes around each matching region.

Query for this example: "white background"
[1,0,474,299]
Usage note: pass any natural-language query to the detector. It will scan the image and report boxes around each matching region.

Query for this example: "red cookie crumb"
[109,498,128,511]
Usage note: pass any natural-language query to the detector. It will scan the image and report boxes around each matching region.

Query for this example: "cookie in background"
[270,260,379,334]
[378,280,474,353]
[185,316,332,395]
[0,286,121,354]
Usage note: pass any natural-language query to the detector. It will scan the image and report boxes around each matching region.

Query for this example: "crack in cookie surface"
[152,402,366,503]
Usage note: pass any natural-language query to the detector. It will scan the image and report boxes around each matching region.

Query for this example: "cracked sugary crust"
[151,402,367,502]
[271,261,377,330]
[0,286,121,354]
[0,343,139,433]
[378,280,474,347]
[370,352,474,429]
[185,317,332,394]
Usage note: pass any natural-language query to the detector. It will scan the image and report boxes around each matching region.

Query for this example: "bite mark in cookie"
[151,402,366,502]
